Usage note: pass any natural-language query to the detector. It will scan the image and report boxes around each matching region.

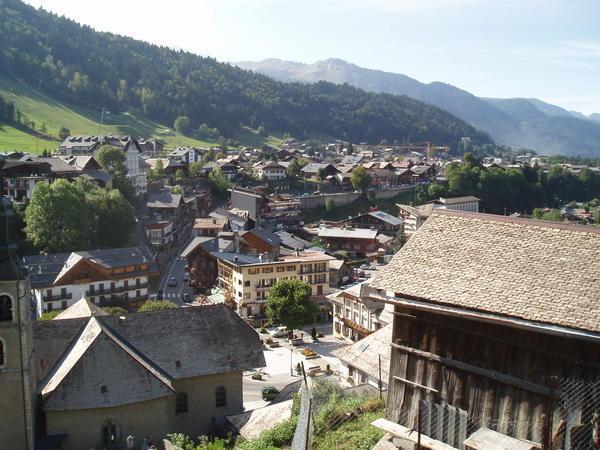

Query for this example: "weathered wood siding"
[386,305,600,443]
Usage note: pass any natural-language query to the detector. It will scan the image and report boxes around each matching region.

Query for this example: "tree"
[325,198,334,212]
[188,161,204,177]
[86,188,135,248]
[111,175,135,204]
[174,115,191,135]
[367,190,376,204]
[351,165,372,192]
[96,145,127,176]
[58,126,70,140]
[257,125,268,136]
[138,300,177,312]
[266,279,317,334]
[317,168,326,181]
[148,159,165,182]
[208,167,232,196]
[346,142,354,155]
[40,122,48,135]
[172,185,183,195]
[25,179,93,252]
[175,169,186,182]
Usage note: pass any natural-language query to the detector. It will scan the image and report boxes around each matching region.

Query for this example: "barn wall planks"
[385,305,600,443]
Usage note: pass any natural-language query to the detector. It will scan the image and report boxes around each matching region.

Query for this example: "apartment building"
[214,250,335,325]
[23,247,158,315]
[328,281,392,342]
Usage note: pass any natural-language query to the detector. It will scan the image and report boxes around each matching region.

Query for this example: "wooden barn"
[370,210,600,449]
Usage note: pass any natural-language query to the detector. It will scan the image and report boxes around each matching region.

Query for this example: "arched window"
[0,339,5,368]
[101,419,119,448]
[215,386,226,408]
[0,295,12,322]
[176,392,188,415]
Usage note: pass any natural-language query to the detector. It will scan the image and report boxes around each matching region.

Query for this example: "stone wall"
[294,186,414,210]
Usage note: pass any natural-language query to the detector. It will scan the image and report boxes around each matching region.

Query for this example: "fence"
[392,377,600,450]
[290,365,387,450]
[553,377,600,449]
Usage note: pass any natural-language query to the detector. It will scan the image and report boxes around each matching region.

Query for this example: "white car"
[269,326,288,338]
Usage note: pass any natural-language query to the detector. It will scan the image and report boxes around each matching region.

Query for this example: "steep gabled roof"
[372,210,600,335]
[53,296,108,320]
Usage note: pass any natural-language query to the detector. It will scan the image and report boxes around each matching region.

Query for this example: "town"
[1,131,599,450]
[1,1,600,449]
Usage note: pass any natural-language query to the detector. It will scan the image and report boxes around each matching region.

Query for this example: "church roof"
[53,296,108,320]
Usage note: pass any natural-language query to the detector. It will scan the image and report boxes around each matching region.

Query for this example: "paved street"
[243,322,346,410]
[158,237,195,306]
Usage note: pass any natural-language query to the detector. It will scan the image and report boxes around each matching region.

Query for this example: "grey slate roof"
[364,210,403,226]
[275,231,310,250]
[147,191,183,209]
[34,305,266,409]
[242,226,282,247]
[371,210,600,334]
[331,323,391,383]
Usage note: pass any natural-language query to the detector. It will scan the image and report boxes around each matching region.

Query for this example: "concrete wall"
[295,186,414,210]
[45,371,245,450]
[46,396,170,450]
[168,371,244,437]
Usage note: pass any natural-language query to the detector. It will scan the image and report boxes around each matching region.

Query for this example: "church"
[0,196,265,450]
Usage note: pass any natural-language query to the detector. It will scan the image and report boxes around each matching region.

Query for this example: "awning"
[342,318,373,336]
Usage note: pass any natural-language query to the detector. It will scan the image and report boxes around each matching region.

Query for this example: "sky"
[24,0,600,114]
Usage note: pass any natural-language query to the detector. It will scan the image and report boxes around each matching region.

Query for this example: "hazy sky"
[24,0,600,114]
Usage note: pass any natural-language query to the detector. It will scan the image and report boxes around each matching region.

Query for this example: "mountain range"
[237,58,600,157]
[0,0,490,153]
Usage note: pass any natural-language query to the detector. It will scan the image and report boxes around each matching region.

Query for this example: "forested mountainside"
[0,0,490,149]
[238,58,600,156]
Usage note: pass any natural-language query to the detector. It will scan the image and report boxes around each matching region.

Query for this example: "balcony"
[42,292,72,302]
[86,283,148,296]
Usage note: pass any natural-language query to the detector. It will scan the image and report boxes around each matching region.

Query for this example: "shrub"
[138,300,177,312]
[103,306,127,315]
[39,310,61,320]
[251,373,263,380]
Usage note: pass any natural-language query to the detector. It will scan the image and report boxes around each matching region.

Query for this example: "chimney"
[259,253,264,263]
[212,218,216,224]
[233,256,239,262]
[234,232,240,253]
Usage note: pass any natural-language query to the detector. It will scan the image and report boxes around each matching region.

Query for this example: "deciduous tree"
[266,279,317,334]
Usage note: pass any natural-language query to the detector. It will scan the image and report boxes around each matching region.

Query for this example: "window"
[215,386,227,407]
[286,265,296,271]
[47,303,53,312]
[262,267,273,274]
[277,266,285,273]
[176,392,188,415]
[244,293,250,299]
[61,301,67,310]
[248,268,259,275]
[0,338,5,367]
[60,288,67,298]
[102,420,119,447]
[0,295,12,321]
[244,280,250,287]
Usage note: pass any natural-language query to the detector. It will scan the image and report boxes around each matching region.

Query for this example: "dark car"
[168,277,177,287]
[261,386,279,401]
[182,293,192,303]
[182,273,190,282]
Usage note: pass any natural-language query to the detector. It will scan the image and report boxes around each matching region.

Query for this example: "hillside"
[0,0,491,152]
[0,75,284,152]
[238,58,600,157]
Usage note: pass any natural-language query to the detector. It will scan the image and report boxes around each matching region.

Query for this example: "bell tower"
[0,194,36,450]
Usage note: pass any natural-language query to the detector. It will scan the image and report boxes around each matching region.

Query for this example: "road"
[158,236,196,306]
[242,322,345,410]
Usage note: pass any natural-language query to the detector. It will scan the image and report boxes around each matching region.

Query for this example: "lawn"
[0,124,57,152]
[0,76,283,153]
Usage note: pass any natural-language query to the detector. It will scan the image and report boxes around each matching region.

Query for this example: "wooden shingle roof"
[371,210,600,334]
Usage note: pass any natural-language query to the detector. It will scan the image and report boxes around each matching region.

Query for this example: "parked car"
[168,277,177,287]
[368,265,376,271]
[182,273,189,282]
[182,293,192,303]
[360,264,369,270]
[261,386,280,401]
[269,326,288,338]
